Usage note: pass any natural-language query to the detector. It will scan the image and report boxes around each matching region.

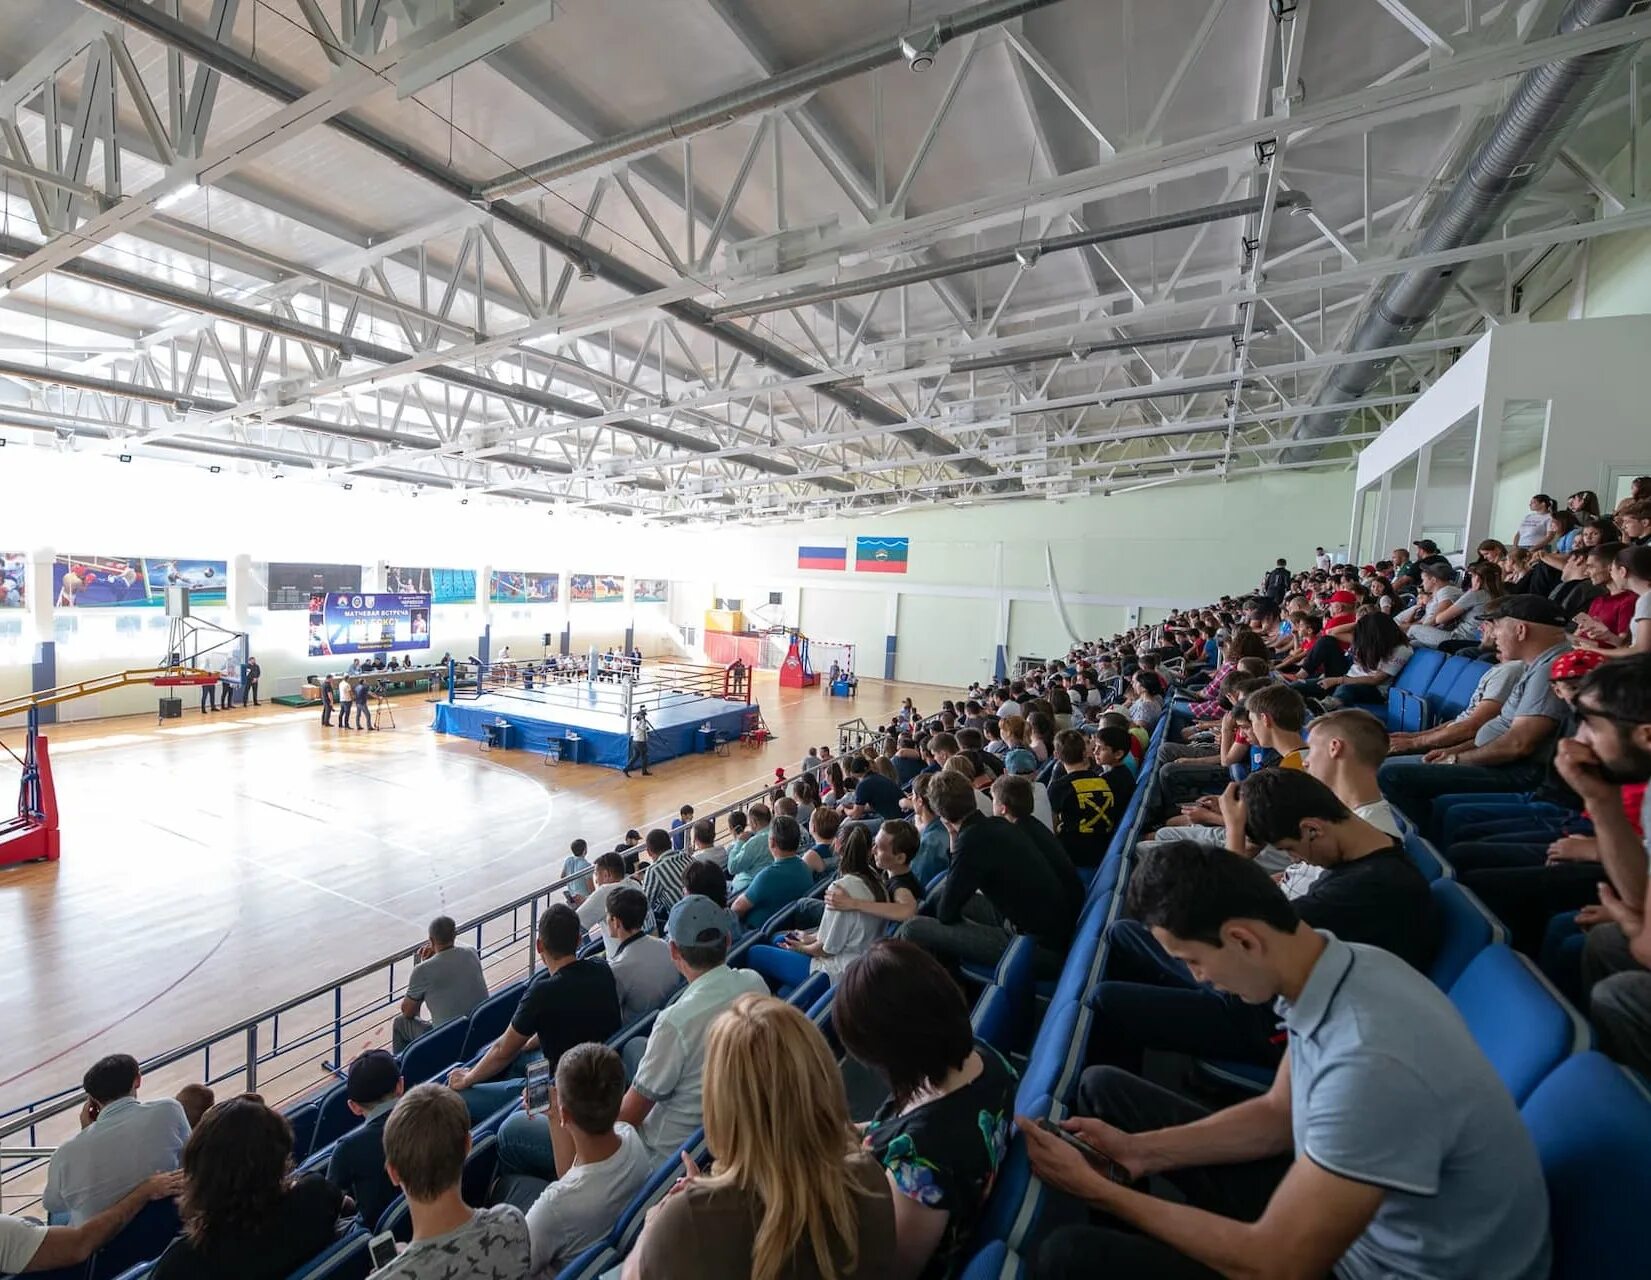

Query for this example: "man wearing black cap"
[1378,594,1572,835]
[326,1049,403,1230]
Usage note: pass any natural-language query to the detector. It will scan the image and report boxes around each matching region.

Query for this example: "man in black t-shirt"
[447,905,620,1171]
[843,755,905,821]
[1088,771,1437,1074]
[899,771,1076,972]
[1046,728,1134,868]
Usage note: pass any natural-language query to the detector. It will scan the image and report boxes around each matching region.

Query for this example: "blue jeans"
[1376,756,1546,836]
[1086,920,1280,1074]
[746,943,811,993]
[459,1081,524,1130]
[496,1106,556,1180]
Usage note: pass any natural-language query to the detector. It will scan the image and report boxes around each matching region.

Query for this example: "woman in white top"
[1513,493,1559,551]
[774,826,887,981]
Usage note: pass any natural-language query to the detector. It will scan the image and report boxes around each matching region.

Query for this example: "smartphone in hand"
[368,1231,399,1269]
[1037,1118,1131,1184]
[524,1059,552,1115]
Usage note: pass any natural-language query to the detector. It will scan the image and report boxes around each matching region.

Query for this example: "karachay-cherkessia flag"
[855,537,909,573]
[797,544,847,571]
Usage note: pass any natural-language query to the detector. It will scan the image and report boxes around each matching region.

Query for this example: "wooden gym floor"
[0,671,941,1113]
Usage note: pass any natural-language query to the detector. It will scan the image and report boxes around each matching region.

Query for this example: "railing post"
[332,986,343,1073]
[245,1024,258,1093]
[527,896,540,976]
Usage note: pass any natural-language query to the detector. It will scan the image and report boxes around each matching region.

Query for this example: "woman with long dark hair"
[150,1097,345,1279]
[1513,493,1559,551]
[1317,613,1412,706]
[834,941,1016,1280]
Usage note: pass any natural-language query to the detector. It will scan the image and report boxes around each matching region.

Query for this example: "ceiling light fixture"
[155,180,200,211]
[118,453,132,463]
[899,26,943,72]
[208,464,221,473]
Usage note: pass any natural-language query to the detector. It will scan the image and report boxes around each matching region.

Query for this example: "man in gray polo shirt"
[394,915,489,1052]
[1379,595,1571,834]
[1020,841,1550,1280]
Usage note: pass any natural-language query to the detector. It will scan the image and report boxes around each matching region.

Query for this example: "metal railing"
[0,729,858,1209]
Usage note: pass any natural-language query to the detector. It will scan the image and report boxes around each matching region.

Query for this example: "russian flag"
[855,536,909,573]
[797,544,847,571]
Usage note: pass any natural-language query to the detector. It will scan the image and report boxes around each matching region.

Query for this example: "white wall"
[0,446,683,722]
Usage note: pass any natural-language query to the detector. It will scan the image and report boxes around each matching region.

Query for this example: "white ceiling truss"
[0,0,1646,522]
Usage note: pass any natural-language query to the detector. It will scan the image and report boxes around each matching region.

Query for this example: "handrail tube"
[0,757,825,1141]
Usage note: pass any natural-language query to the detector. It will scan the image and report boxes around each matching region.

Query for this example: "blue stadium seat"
[1384,648,1447,732]
[1520,1051,1651,1279]
[1400,829,1453,882]
[460,1132,500,1207]
[399,1016,469,1086]
[553,1244,619,1280]
[307,1080,361,1157]
[375,1194,411,1243]
[284,1100,320,1162]
[971,985,1016,1057]
[957,1239,1027,1280]
[284,1228,370,1280]
[458,980,528,1061]
[1447,945,1589,1104]
[611,1131,709,1257]
[87,1198,180,1280]
[1435,657,1490,723]
[101,1268,150,1280]
[1427,879,1502,990]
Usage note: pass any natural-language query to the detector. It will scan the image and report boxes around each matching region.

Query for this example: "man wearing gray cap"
[615,895,767,1161]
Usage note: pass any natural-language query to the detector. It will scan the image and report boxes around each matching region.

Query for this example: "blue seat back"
[284,1228,370,1280]
[1428,879,1501,990]
[1401,830,1452,882]
[553,1244,618,1280]
[611,1131,707,1256]
[399,1016,468,1086]
[461,1133,500,1207]
[1520,1052,1651,1279]
[994,935,1038,1006]
[971,985,1016,1056]
[284,1101,320,1163]
[459,980,527,1061]
[375,1194,412,1243]
[957,1240,1026,1280]
[1385,647,1447,731]
[309,1080,360,1156]
[1437,658,1490,723]
[1448,946,1586,1103]
[88,1198,181,1280]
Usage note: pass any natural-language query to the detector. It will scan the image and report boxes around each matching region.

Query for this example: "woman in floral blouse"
[834,940,1017,1279]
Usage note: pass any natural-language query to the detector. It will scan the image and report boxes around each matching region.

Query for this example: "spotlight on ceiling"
[460,497,469,505]
[899,25,943,72]
[118,453,132,463]
[577,260,597,282]
[1014,246,1041,271]
[208,464,221,473]
[343,482,353,491]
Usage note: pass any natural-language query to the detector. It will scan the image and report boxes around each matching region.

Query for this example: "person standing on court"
[199,673,216,714]
[354,676,373,731]
[243,656,261,707]
[338,675,353,729]
[321,675,336,727]
[624,708,652,777]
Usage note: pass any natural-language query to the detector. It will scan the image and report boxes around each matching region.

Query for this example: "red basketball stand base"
[0,737,59,868]
[779,633,817,688]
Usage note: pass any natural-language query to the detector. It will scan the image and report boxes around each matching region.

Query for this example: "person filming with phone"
[1018,840,1551,1280]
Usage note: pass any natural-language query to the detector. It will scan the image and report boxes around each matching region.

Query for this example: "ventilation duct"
[1286,0,1651,459]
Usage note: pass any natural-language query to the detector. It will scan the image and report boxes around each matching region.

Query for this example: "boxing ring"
[430,659,756,769]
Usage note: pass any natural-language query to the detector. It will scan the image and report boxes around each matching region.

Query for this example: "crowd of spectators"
[10,486,1651,1279]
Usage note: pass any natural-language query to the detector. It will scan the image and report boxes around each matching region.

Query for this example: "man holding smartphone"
[1019,841,1550,1280]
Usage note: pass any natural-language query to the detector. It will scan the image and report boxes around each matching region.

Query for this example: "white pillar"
[1407,444,1432,546]
[1464,401,1503,551]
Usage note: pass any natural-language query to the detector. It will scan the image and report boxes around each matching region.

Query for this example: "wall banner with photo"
[384,564,477,605]
[633,578,668,603]
[488,570,559,604]
[570,573,624,603]
[54,555,228,607]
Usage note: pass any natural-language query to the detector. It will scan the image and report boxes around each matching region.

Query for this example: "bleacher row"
[16,652,1651,1280]
[949,706,1651,1280]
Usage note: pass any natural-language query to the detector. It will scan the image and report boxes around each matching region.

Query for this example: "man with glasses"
[1561,655,1651,1073]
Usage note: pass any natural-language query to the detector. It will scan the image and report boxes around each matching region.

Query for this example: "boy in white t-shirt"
[520,1043,655,1277]
[1278,708,1403,898]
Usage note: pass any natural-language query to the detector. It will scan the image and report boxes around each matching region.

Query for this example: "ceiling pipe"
[73,0,1000,485]
[710,192,1311,320]
[476,0,1072,200]
[946,322,1255,376]
[1285,0,1651,458]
